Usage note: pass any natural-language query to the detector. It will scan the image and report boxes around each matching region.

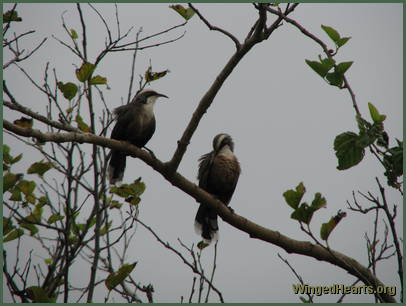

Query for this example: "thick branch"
[3,121,396,303]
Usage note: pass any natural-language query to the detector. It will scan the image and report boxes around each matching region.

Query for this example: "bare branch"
[188,4,241,50]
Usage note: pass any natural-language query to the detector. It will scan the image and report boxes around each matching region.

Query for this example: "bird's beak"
[156,93,169,99]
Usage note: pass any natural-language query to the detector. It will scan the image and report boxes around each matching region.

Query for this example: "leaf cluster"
[283,182,345,241]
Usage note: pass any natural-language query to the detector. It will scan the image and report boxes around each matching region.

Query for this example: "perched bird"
[108,89,168,185]
[194,133,241,243]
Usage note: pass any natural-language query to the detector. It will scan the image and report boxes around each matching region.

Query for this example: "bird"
[194,133,241,243]
[107,89,168,185]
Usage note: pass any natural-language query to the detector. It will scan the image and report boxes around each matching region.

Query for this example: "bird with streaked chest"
[108,89,168,185]
[194,133,241,243]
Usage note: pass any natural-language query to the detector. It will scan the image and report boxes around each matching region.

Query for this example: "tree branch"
[188,4,241,50]
[3,120,396,303]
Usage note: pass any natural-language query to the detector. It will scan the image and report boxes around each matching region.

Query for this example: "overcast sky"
[3,3,403,303]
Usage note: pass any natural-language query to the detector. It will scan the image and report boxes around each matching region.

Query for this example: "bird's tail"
[194,203,219,244]
[108,150,126,185]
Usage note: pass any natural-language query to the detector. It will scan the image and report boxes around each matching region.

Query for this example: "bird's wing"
[197,151,215,189]
[110,105,136,141]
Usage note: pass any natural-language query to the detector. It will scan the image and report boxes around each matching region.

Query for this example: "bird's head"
[213,133,234,152]
[133,89,168,106]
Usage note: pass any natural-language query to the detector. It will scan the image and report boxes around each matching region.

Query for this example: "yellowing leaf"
[320,210,347,240]
[75,62,95,82]
[170,4,195,20]
[47,214,64,224]
[105,263,137,290]
[70,29,78,39]
[18,180,36,196]
[90,75,107,85]
[27,161,54,177]
[144,66,170,83]
[368,102,386,123]
[75,114,91,132]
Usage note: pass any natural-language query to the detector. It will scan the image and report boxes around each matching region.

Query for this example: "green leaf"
[9,187,22,201]
[18,180,36,196]
[4,146,23,166]
[3,217,15,236]
[57,82,78,100]
[20,222,39,236]
[89,75,108,85]
[321,25,340,42]
[33,204,43,221]
[170,4,195,20]
[70,29,78,39]
[44,258,53,265]
[357,131,376,148]
[105,262,137,290]
[3,172,21,192]
[3,10,22,23]
[368,102,386,123]
[355,114,372,134]
[68,235,78,244]
[4,228,24,242]
[283,182,306,210]
[319,57,335,71]
[291,193,326,225]
[320,210,347,240]
[110,179,146,198]
[290,203,314,224]
[305,60,330,78]
[336,36,351,48]
[38,196,49,206]
[336,61,353,74]
[75,62,95,82]
[73,223,86,234]
[334,132,365,170]
[326,71,344,87]
[27,161,54,177]
[26,286,56,303]
[11,153,23,164]
[47,214,64,224]
[311,192,327,210]
[197,240,210,250]
[75,114,91,132]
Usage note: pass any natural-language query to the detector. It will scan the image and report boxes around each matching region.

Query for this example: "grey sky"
[3,3,403,302]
